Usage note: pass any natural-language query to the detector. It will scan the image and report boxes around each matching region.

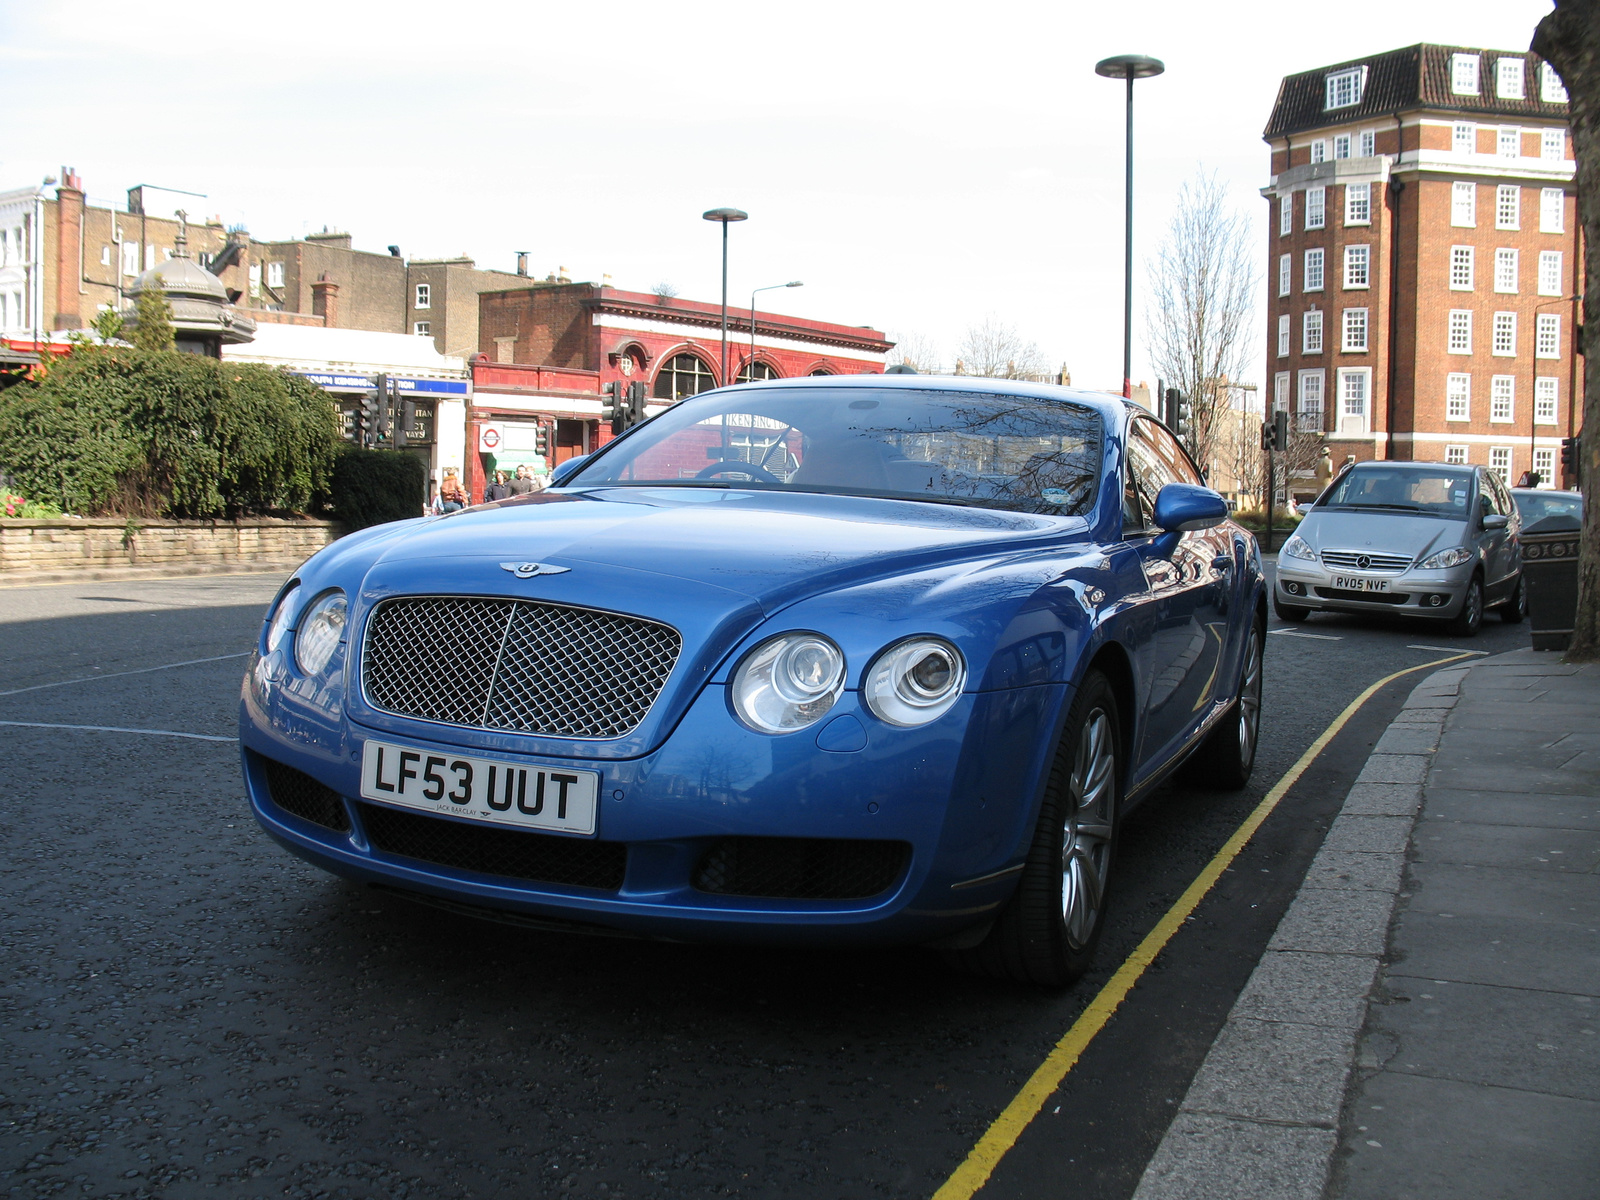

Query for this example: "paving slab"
[1300,849,1406,893]
[1383,906,1600,995]
[1354,754,1428,785]
[1405,860,1600,924]
[1421,787,1600,830]
[1410,819,1600,871]
[1337,782,1423,817]
[1229,951,1379,1029]
[1268,887,1396,956]
[1321,814,1413,856]
[1137,1113,1335,1200]
[1371,725,1441,755]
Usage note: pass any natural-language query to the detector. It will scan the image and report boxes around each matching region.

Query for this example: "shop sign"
[394,377,469,397]
[299,371,374,390]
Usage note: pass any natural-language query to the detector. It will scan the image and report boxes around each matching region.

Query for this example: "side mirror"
[549,455,589,487]
[1481,513,1509,531]
[1152,482,1230,532]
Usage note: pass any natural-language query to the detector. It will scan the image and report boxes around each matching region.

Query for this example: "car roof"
[1512,487,1581,497]
[1346,460,1475,476]
[722,372,1131,423]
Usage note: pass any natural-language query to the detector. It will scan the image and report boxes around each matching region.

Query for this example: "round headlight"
[730,632,845,734]
[294,591,347,677]
[863,637,966,727]
[265,584,301,653]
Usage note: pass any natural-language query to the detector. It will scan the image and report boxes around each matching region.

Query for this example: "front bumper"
[1275,557,1470,618]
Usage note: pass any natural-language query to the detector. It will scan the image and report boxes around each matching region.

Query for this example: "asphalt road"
[0,568,1532,1200]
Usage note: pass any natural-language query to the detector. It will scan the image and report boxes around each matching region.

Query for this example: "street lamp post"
[702,208,749,385]
[1094,53,1165,400]
[747,281,803,380]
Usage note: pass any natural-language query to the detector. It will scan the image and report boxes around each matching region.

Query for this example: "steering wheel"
[695,461,782,483]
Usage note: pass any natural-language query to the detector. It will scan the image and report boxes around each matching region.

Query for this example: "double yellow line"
[932,651,1476,1200]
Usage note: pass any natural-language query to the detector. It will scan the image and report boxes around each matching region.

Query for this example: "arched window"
[736,360,779,383]
[809,367,835,377]
[653,353,717,400]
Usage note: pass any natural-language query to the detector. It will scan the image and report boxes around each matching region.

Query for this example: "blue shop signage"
[295,372,469,397]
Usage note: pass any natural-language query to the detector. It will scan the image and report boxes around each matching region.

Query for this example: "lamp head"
[702,207,749,223]
[1095,54,1165,80]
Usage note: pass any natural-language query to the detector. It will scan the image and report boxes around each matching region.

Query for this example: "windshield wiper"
[1331,502,1423,511]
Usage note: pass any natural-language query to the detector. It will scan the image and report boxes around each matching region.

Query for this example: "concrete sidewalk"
[1133,649,1600,1199]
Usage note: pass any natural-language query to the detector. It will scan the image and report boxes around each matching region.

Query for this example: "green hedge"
[331,448,427,530]
[0,348,341,518]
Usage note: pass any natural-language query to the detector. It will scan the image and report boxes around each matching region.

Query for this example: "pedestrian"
[484,470,511,502]
[506,464,535,497]
[437,467,468,514]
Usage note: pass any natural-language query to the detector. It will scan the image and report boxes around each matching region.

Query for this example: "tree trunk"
[1533,0,1600,660]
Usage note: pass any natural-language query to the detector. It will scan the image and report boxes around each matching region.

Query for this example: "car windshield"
[567,386,1103,516]
[1514,491,1583,527]
[1317,466,1473,519]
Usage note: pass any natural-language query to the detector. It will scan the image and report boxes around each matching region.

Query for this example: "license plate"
[1332,575,1389,592]
[360,740,598,835]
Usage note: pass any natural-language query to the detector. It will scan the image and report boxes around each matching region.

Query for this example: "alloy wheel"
[1063,709,1116,950]
[1237,627,1263,766]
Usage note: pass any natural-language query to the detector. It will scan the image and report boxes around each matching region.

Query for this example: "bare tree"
[1144,171,1261,476]
[1533,0,1600,661]
[954,316,1051,381]
[887,331,945,374]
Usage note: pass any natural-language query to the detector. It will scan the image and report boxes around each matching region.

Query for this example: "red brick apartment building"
[1264,44,1583,488]
[466,284,890,500]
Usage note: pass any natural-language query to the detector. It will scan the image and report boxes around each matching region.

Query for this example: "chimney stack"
[53,167,86,329]
[515,251,529,277]
[311,273,340,328]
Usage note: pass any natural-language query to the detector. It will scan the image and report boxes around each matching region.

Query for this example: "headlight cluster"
[730,632,965,735]
[265,584,300,653]
[1418,546,1473,570]
[264,586,348,677]
[1281,534,1318,561]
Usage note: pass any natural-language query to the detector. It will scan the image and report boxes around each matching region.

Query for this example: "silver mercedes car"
[1273,462,1523,637]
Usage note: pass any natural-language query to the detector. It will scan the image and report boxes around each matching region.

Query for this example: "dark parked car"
[1511,487,1583,533]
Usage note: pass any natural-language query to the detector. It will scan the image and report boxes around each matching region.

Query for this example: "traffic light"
[534,423,550,458]
[601,380,626,435]
[627,381,648,427]
[1272,409,1289,453]
[357,394,379,445]
[1261,421,1274,452]
[1164,388,1190,439]
[1562,435,1580,479]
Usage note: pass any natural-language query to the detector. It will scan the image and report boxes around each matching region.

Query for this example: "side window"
[1476,472,1502,518]
[1127,419,1182,521]
[1488,471,1513,515]
[1123,465,1146,532]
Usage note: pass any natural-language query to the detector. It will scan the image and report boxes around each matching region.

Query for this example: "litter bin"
[1520,516,1582,651]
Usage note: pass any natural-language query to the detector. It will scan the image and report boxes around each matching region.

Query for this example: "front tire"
[1186,618,1264,790]
[1274,595,1310,622]
[952,671,1120,987]
[1448,575,1483,637]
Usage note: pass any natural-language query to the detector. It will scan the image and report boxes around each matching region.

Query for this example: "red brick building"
[467,284,890,500]
[1264,44,1583,489]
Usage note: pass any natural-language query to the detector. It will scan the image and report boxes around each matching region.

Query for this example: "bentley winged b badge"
[500,562,571,579]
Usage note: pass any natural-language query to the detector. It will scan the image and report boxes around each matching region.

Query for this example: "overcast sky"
[2,0,1557,387]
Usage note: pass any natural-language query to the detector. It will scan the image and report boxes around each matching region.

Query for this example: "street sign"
[479,424,504,452]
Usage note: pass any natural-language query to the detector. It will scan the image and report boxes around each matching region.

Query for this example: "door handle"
[1211,555,1234,571]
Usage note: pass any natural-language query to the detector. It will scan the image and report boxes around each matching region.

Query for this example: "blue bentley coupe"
[242,374,1266,985]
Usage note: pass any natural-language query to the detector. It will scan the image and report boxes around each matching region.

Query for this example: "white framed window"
[1452,53,1480,95]
[1489,446,1512,483]
[1298,369,1325,430]
[1280,195,1293,236]
[1448,310,1473,354]
[1446,373,1471,421]
[1534,447,1555,485]
[1277,314,1290,358]
[1496,185,1521,230]
[1538,251,1563,296]
[414,283,431,309]
[1278,254,1292,297]
[1498,127,1521,158]
[1274,372,1290,414]
[121,240,140,276]
[1536,313,1560,359]
[1344,245,1370,289]
[1345,182,1371,225]
[1359,129,1376,157]
[1492,312,1517,356]
[1490,375,1514,422]
[1333,133,1352,159]
[1450,246,1475,290]
[0,293,7,329]
[1493,248,1519,293]
[1541,129,1566,160]
[1541,63,1568,104]
[1451,182,1476,227]
[1342,307,1369,352]
[1338,368,1371,428]
[1310,139,1328,164]
[1452,123,1476,154]
[413,321,431,336]
[1540,188,1565,232]
[1303,310,1324,354]
[1325,67,1366,110]
[1304,248,1325,292]
[1306,186,1326,229]
[266,261,284,288]
[1445,445,1469,465]
[100,245,111,266]
[1497,58,1525,100]
[1535,377,1558,424]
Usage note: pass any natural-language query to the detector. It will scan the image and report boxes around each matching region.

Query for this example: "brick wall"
[0,518,337,574]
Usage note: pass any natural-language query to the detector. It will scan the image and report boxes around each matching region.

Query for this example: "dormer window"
[1325,66,1365,110]
[1452,53,1480,95]
[1496,58,1525,100]
[1541,63,1568,103]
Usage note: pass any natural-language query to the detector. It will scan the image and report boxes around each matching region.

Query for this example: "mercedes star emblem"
[500,562,571,579]
[1356,555,1371,570]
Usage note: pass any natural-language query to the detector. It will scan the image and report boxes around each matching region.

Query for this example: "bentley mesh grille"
[1320,550,1413,572]
[261,756,351,832]
[692,837,911,900]
[362,596,681,739]
[357,802,627,891]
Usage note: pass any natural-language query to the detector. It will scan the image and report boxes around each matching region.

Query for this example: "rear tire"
[1274,595,1310,622]
[1498,574,1527,624]
[1185,618,1264,790]
[950,670,1120,988]
[1448,575,1483,637]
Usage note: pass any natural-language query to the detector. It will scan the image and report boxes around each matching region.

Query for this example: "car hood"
[1299,509,1467,560]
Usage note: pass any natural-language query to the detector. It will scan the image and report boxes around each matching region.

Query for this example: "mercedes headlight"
[730,633,845,734]
[265,584,301,653]
[863,637,966,728]
[1281,533,1318,562]
[1418,546,1473,569]
[294,591,348,677]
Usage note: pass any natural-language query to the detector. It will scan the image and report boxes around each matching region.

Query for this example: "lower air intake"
[356,802,626,891]
[261,757,351,832]
[693,837,911,901]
